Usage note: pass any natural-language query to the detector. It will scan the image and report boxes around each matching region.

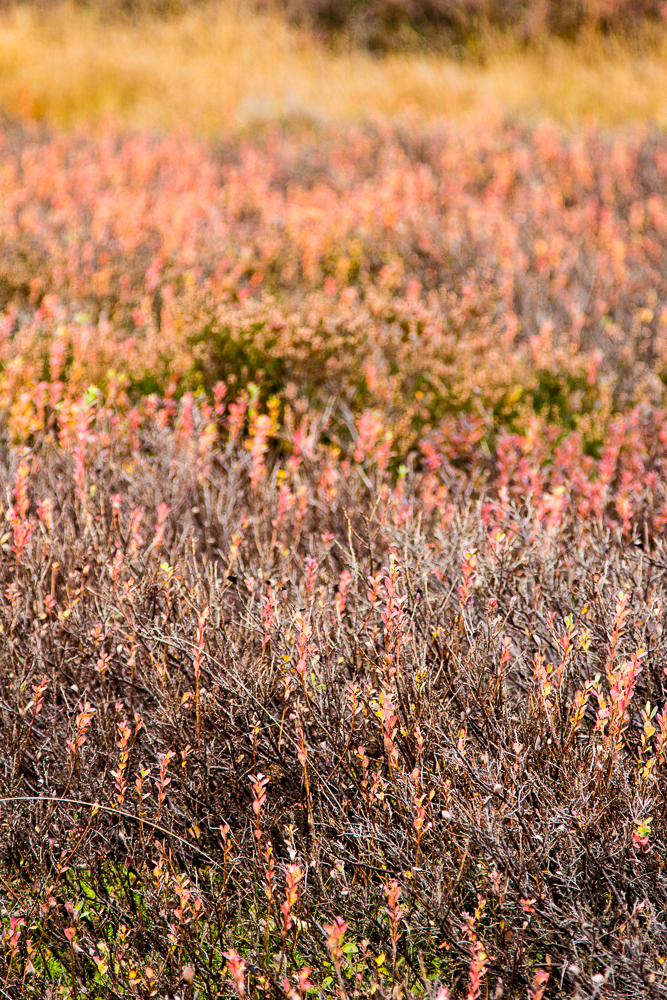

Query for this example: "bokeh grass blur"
[2,3,667,131]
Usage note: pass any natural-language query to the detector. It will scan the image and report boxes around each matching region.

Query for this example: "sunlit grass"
[1,4,667,131]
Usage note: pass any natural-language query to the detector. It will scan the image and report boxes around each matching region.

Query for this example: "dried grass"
[1,4,667,130]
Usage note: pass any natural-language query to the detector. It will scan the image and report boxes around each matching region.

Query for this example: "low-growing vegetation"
[1,107,667,998]
[3,117,667,447]
[2,380,667,997]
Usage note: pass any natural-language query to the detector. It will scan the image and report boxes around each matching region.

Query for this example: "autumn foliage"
[0,114,667,997]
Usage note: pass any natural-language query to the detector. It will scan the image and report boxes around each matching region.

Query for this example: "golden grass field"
[2,4,667,131]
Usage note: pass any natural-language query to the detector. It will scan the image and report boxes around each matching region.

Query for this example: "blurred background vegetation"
[1,1,667,131]
[11,0,667,50]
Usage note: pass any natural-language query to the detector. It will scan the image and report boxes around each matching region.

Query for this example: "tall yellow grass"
[1,4,667,130]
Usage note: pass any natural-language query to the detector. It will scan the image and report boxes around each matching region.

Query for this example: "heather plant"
[0,386,666,997]
[1,108,667,999]
[3,118,667,456]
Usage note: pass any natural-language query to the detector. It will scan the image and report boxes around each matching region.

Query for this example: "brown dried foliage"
[0,428,666,997]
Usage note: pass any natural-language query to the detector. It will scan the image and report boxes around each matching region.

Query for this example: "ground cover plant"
[1,114,667,998]
[3,117,667,444]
